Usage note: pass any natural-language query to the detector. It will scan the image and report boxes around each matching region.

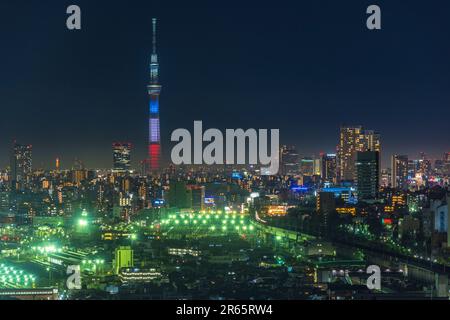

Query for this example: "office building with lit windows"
[10,142,32,191]
[113,142,132,173]
[391,155,409,190]
[356,151,380,200]
[281,145,299,175]
[338,126,380,183]
[321,153,337,184]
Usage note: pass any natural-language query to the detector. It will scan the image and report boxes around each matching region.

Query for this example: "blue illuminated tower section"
[147,18,162,174]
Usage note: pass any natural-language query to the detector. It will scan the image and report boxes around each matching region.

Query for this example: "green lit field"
[150,210,256,235]
[0,263,36,289]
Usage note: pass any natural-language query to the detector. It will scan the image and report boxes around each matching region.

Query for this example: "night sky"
[0,0,449,169]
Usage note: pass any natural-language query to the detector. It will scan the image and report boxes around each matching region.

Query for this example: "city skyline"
[1,1,450,302]
[1,1,450,169]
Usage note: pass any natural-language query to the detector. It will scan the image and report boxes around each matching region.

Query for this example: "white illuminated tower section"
[147,18,162,174]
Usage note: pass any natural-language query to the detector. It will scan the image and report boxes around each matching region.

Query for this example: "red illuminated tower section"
[147,18,162,174]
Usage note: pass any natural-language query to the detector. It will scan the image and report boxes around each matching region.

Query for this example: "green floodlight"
[78,219,88,227]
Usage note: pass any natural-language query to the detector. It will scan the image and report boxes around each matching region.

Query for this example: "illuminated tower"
[146,18,162,174]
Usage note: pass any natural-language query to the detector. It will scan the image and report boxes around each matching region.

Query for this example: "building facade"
[10,142,32,191]
[355,151,379,200]
[113,143,132,173]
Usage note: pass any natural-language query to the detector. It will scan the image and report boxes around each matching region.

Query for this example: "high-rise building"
[434,159,445,175]
[359,130,381,154]
[338,126,362,182]
[55,157,60,173]
[316,191,336,232]
[419,152,432,177]
[146,18,162,175]
[300,157,314,176]
[0,189,9,212]
[380,168,391,188]
[356,151,380,200]
[113,143,132,173]
[338,126,381,182]
[408,159,419,179]
[391,155,409,190]
[10,142,32,191]
[445,152,450,162]
[321,153,337,184]
[280,146,299,175]
[313,158,322,176]
[444,152,450,175]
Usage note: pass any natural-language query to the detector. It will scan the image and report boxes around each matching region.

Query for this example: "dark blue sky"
[0,0,449,169]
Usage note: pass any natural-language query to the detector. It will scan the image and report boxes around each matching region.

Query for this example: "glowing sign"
[232,172,243,179]
[153,199,165,206]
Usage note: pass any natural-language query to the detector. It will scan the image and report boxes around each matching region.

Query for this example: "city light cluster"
[153,211,256,234]
[0,264,36,288]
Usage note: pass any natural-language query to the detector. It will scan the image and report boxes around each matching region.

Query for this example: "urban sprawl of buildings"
[0,18,449,300]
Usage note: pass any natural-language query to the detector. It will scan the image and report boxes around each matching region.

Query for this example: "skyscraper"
[300,157,314,176]
[418,152,432,177]
[280,145,299,175]
[113,143,132,173]
[10,142,32,191]
[321,153,337,184]
[339,126,362,182]
[146,18,162,175]
[338,126,381,182]
[356,151,380,200]
[55,157,60,173]
[391,155,408,190]
[444,152,450,176]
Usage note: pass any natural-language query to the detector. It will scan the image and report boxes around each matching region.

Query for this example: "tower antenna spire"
[152,18,157,55]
